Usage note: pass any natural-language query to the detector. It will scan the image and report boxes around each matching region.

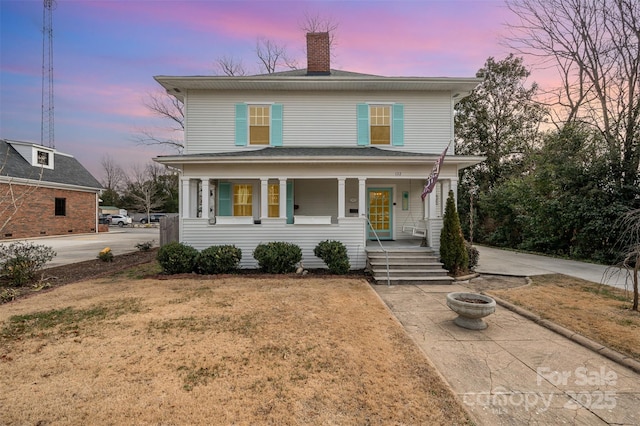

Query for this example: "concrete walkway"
[372,246,640,425]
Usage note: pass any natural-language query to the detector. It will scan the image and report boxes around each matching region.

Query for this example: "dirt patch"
[0,272,472,425]
[486,274,640,361]
[466,274,529,292]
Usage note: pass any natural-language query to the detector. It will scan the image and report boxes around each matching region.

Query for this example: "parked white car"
[108,214,132,227]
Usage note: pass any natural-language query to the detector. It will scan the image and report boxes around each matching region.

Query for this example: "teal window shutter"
[271,104,283,146]
[218,182,232,216]
[286,181,294,224]
[392,104,404,146]
[357,103,369,146]
[235,104,247,146]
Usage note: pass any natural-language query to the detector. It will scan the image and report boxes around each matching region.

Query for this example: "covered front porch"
[155,147,483,270]
[179,176,454,269]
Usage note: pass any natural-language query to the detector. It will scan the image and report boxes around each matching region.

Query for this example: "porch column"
[279,178,287,219]
[358,178,366,218]
[428,189,437,219]
[449,178,459,207]
[181,178,190,219]
[201,179,210,220]
[260,178,269,219]
[208,182,216,220]
[337,178,346,219]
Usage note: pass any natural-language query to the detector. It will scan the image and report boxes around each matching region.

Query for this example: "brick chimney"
[306,32,330,75]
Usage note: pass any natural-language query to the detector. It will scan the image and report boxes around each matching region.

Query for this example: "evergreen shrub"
[195,245,242,274]
[440,190,469,276]
[156,242,198,275]
[253,242,302,274]
[313,240,350,274]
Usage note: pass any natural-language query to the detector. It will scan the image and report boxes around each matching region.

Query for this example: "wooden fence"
[159,216,179,246]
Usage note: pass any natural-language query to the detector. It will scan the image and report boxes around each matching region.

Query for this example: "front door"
[367,188,393,240]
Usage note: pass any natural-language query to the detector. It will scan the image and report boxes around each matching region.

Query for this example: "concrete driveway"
[0,228,160,268]
[475,245,632,290]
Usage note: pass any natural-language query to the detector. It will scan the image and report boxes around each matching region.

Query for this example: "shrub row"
[156,240,351,275]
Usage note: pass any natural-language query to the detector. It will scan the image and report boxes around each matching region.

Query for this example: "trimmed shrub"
[253,242,302,274]
[314,240,350,274]
[156,242,198,275]
[195,245,242,274]
[0,242,56,286]
[466,241,479,270]
[440,190,469,276]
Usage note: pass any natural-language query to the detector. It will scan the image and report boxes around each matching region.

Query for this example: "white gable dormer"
[7,140,55,170]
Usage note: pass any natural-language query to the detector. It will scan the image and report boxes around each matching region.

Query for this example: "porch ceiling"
[153,147,485,168]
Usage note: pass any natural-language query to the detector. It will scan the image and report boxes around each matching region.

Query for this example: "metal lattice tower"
[41,0,56,148]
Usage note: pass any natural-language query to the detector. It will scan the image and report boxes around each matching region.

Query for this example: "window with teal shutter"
[218,182,232,216]
[392,104,404,146]
[357,104,369,146]
[286,181,294,224]
[271,104,283,146]
[235,104,248,146]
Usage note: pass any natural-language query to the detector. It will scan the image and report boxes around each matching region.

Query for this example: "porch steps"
[366,248,453,285]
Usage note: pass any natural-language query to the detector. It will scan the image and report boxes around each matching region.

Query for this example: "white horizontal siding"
[181,217,367,269]
[185,90,452,155]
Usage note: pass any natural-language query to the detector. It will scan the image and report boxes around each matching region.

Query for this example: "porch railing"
[362,215,391,286]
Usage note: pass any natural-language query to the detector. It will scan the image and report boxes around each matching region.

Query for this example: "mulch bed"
[1,249,159,304]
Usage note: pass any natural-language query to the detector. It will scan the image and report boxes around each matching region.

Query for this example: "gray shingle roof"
[157,146,437,159]
[0,139,103,190]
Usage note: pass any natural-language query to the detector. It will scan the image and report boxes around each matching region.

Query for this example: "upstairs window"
[37,150,50,166]
[250,106,270,145]
[370,106,390,145]
[357,103,404,146]
[55,198,66,216]
[235,103,283,147]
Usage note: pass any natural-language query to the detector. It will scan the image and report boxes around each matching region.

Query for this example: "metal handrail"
[362,215,391,286]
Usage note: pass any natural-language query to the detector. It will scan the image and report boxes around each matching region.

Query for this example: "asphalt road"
[0,227,160,268]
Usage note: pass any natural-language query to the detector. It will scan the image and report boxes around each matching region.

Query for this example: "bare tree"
[123,163,165,222]
[255,37,298,73]
[100,154,125,192]
[215,55,248,76]
[0,149,44,233]
[133,90,185,151]
[505,0,640,194]
[607,209,640,311]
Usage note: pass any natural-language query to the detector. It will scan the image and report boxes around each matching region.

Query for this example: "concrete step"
[372,269,451,278]
[368,261,445,270]
[371,275,454,285]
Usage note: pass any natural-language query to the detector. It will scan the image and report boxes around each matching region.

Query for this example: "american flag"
[421,144,449,201]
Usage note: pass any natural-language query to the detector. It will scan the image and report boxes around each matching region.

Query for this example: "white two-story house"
[154,32,483,269]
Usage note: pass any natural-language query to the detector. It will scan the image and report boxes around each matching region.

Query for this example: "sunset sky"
[1,0,542,180]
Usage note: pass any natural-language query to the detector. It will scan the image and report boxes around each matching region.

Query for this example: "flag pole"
[420,141,451,247]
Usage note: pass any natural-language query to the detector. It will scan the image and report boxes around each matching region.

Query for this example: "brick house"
[0,139,103,239]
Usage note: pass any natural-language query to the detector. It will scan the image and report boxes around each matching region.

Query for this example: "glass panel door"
[367,188,393,240]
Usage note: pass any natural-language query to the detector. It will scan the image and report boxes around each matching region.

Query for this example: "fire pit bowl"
[446,292,496,330]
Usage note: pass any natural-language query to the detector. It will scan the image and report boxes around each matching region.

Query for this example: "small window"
[55,198,66,216]
[268,183,279,217]
[249,106,270,145]
[233,184,253,216]
[370,106,391,145]
[37,151,50,166]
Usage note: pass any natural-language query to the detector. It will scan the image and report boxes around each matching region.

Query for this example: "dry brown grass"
[0,273,472,425]
[488,274,640,361]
